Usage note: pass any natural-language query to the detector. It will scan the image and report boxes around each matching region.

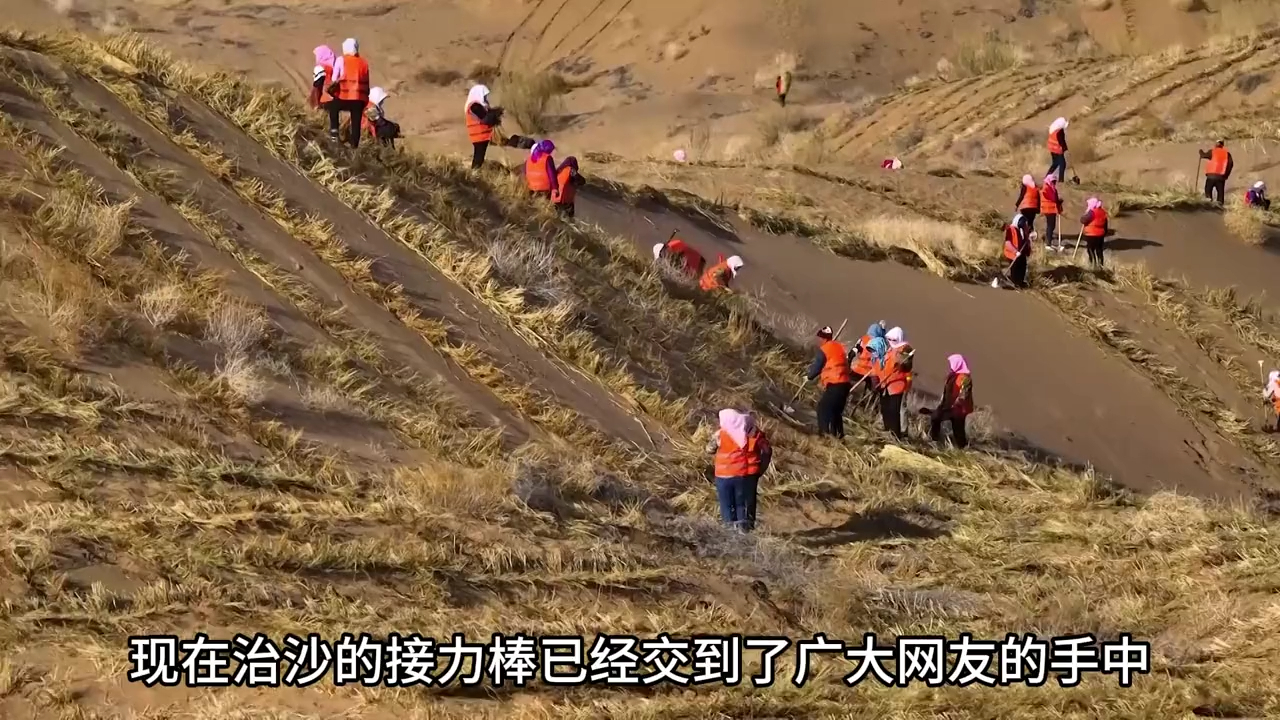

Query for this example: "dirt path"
[155,83,656,450]
[579,191,1261,499]
[1107,210,1280,304]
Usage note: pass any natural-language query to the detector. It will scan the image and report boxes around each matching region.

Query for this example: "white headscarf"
[342,38,358,56]
[1267,370,1280,396]
[369,87,388,108]
[726,255,744,273]
[652,243,665,260]
[466,84,490,111]
[886,326,906,349]
[1049,117,1068,133]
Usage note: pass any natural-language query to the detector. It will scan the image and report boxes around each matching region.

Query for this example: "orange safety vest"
[700,260,731,291]
[666,238,704,277]
[1047,129,1063,155]
[1205,147,1229,176]
[851,334,875,376]
[551,167,576,205]
[879,345,913,397]
[819,340,851,386]
[1003,225,1024,261]
[1018,184,1040,211]
[1269,385,1280,413]
[946,372,974,417]
[1040,184,1060,215]
[714,429,768,478]
[335,55,370,102]
[466,107,493,143]
[1084,207,1108,238]
[526,155,552,192]
[317,64,334,105]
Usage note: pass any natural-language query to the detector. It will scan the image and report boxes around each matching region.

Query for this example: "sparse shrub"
[466,60,499,85]
[36,189,131,264]
[894,124,926,152]
[1235,71,1270,95]
[856,215,996,270]
[756,109,809,148]
[1133,109,1175,140]
[415,66,463,86]
[935,57,955,80]
[1069,125,1099,162]
[213,353,266,404]
[486,235,573,306]
[954,31,1024,78]
[139,282,186,328]
[495,70,568,135]
[203,298,268,357]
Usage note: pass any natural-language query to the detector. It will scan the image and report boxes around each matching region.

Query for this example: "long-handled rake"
[781,318,847,414]
[1070,226,1086,262]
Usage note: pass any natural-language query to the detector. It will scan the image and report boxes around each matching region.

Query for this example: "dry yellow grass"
[0,27,1279,720]
[1223,197,1271,244]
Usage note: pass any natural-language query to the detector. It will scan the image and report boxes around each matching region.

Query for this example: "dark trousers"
[778,93,787,107]
[1085,236,1105,266]
[715,475,759,531]
[1048,153,1067,182]
[1019,208,1038,227]
[1204,175,1226,204]
[472,140,489,169]
[816,382,851,438]
[1009,254,1029,287]
[328,99,367,147]
[930,411,969,448]
[1044,213,1058,247]
[880,392,906,439]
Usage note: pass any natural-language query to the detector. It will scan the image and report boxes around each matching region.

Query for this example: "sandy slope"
[577,189,1265,498]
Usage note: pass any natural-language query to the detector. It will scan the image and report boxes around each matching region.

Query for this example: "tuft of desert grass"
[1082,0,1113,10]
[495,70,568,135]
[954,30,1027,78]
[1223,198,1271,245]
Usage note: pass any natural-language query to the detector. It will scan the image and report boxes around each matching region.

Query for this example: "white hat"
[1254,180,1266,190]
[726,255,744,272]
[370,87,388,106]
[652,243,665,260]
[342,38,358,55]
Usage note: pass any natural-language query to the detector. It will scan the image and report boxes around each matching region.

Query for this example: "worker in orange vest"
[326,38,371,148]
[930,354,974,449]
[776,70,792,107]
[849,322,887,411]
[1040,173,1064,252]
[1003,214,1034,288]
[805,326,855,439]
[1265,370,1280,433]
[705,408,772,532]
[1046,117,1069,183]
[699,255,744,291]
[550,156,584,217]
[465,84,504,169]
[361,87,400,147]
[1198,140,1233,205]
[309,45,336,112]
[876,326,913,440]
[525,140,563,198]
[653,234,707,278]
[1080,197,1109,268]
[1016,174,1040,227]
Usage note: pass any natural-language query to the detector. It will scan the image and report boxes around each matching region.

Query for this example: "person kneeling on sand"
[1246,181,1271,211]
[551,156,585,218]
[653,234,707,278]
[930,353,974,449]
[362,87,400,147]
[699,255,744,291]
[705,408,772,532]
[1264,370,1280,433]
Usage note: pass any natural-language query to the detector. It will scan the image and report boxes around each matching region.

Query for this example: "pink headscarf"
[948,354,970,375]
[719,408,753,447]
[1044,173,1057,186]
[1266,370,1280,398]
[1022,174,1035,187]
[1086,197,1102,211]
[314,45,335,67]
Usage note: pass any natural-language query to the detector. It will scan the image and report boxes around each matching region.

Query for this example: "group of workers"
[651,234,745,292]
[309,39,400,148]
[1195,140,1271,210]
[805,323,972,447]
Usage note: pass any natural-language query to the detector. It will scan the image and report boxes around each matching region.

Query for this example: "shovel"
[782,318,847,414]
[1070,226,1086,262]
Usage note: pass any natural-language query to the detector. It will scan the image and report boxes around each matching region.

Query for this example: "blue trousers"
[715,475,759,531]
